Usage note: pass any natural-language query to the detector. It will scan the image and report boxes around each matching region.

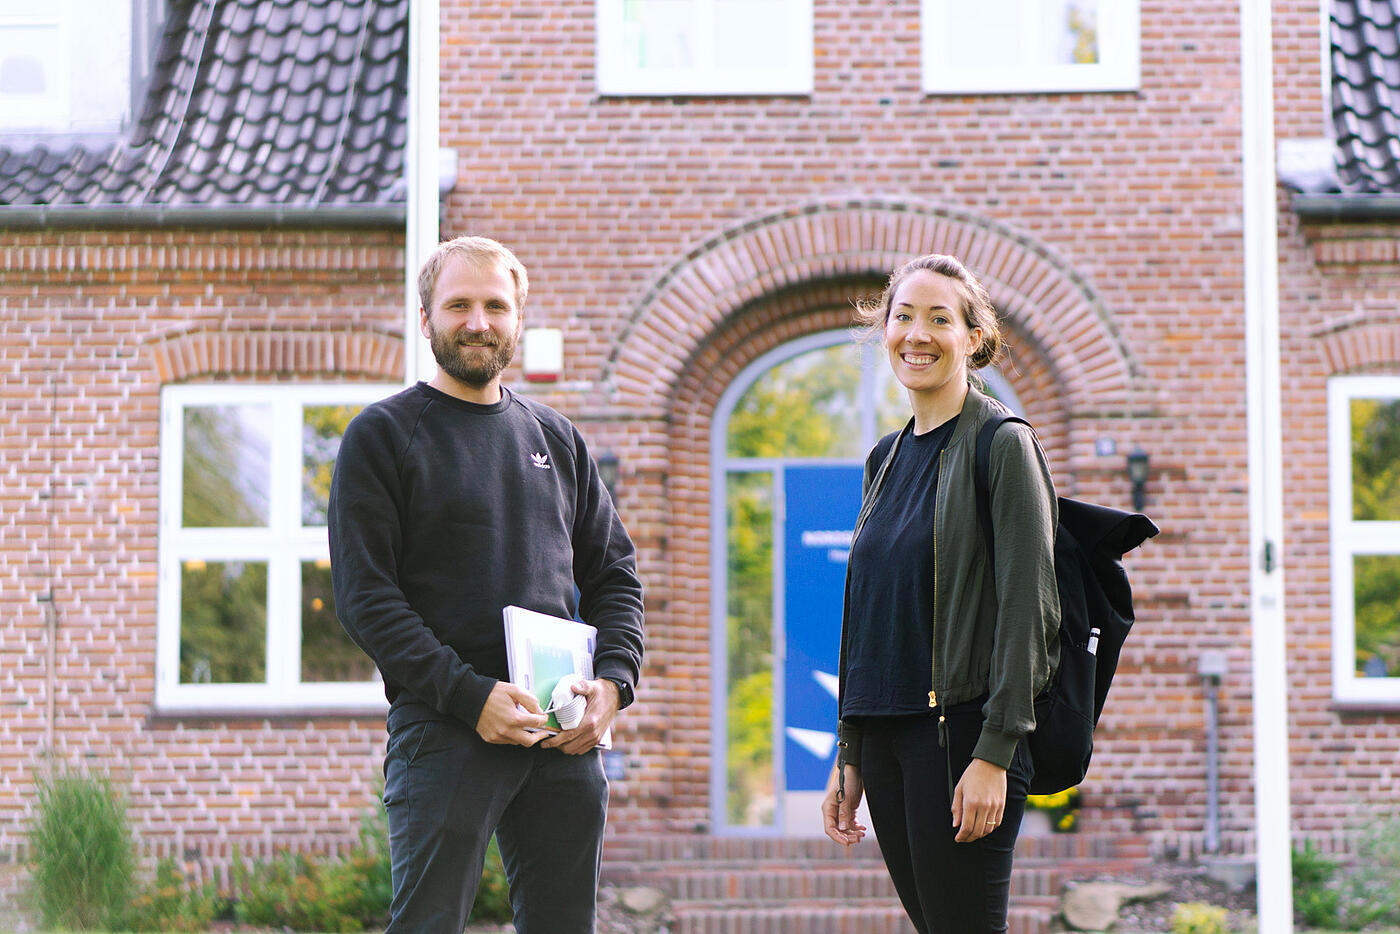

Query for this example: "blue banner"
[782,466,862,792]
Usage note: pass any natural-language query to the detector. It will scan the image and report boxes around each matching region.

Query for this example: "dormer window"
[0,0,164,137]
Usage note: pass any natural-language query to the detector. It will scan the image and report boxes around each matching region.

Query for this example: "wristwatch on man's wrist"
[602,676,634,709]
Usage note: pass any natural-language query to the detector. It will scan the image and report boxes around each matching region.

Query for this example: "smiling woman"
[824,253,1056,934]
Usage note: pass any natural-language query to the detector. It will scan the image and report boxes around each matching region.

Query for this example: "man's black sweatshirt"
[328,383,644,733]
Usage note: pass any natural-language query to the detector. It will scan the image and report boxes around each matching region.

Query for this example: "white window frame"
[595,0,813,97]
[157,384,396,714]
[921,0,1140,95]
[0,5,71,131]
[1328,375,1400,704]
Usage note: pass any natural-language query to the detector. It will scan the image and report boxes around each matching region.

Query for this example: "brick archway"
[147,328,404,382]
[1320,317,1400,373]
[632,205,1135,833]
[604,198,1139,419]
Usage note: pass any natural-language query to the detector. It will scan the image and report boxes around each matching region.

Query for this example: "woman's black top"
[840,416,958,719]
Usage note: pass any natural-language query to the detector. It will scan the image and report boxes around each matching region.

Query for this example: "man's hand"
[475,681,550,746]
[540,677,619,755]
[951,757,1007,843]
[821,763,867,847]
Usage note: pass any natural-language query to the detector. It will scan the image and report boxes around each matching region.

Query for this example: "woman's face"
[883,269,982,401]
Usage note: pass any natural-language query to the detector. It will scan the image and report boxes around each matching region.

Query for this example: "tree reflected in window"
[180,560,267,684]
[728,344,862,459]
[1351,398,1400,521]
[183,405,271,528]
[1355,555,1400,678]
[303,405,363,527]
[301,560,378,683]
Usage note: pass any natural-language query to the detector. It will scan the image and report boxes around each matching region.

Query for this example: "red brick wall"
[0,227,405,907]
[444,0,1256,847]
[5,0,1400,916]
[448,0,1399,851]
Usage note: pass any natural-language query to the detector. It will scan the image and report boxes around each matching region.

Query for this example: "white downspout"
[1240,0,1294,931]
[405,0,440,385]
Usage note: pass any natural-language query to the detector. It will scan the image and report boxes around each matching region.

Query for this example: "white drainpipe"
[405,0,440,385]
[1239,0,1294,930]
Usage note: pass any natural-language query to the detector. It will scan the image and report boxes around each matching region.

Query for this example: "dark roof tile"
[0,0,406,208]
[1329,0,1400,193]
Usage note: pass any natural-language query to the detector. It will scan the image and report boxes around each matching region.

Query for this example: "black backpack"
[974,415,1158,795]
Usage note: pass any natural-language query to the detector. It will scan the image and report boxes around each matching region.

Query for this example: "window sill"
[150,703,388,722]
[1330,698,1400,717]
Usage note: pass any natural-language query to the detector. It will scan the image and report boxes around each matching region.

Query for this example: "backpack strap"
[973,414,1031,567]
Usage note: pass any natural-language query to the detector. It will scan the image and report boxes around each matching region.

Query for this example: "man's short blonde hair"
[417,236,529,313]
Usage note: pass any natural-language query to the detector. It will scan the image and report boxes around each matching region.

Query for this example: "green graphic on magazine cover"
[528,639,577,731]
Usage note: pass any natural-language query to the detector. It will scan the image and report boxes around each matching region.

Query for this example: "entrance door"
[779,465,862,834]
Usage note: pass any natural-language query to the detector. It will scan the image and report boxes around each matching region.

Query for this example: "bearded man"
[328,236,645,933]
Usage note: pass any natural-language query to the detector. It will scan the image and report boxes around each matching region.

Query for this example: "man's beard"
[427,319,518,388]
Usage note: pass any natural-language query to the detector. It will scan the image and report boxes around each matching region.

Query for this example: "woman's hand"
[951,757,1007,843]
[821,763,867,847]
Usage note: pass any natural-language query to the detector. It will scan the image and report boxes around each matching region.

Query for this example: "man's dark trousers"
[381,714,609,933]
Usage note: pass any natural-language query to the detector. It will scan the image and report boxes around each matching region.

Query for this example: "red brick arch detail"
[148,329,405,382]
[1321,320,1400,374]
[604,199,1138,416]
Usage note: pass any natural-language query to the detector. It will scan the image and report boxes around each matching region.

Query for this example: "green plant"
[231,804,393,933]
[1294,840,1343,928]
[123,858,222,932]
[469,836,513,924]
[28,770,136,931]
[222,794,505,931]
[1170,901,1229,934]
[1291,828,1400,931]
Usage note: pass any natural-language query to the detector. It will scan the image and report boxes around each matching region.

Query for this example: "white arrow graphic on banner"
[786,726,836,760]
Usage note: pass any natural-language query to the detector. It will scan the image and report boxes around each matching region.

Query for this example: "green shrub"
[1170,901,1229,934]
[1293,827,1400,931]
[1294,840,1344,928]
[230,805,393,933]
[123,859,222,932]
[1338,814,1400,929]
[470,837,512,924]
[28,771,136,931]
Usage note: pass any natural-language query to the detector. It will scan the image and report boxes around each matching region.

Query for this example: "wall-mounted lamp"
[597,453,619,500]
[1126,449,1149,512]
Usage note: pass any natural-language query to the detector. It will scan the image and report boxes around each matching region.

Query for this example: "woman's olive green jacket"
[836,386,1061,772]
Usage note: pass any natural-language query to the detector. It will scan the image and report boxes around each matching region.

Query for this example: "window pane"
[713,0,787,70]
[1351,397,1400,521]
[182,405,272,528]
[623,0,695,69]
[941,0,1098,71]
[1048,0,1098,65]
[876,356,910,437]
[303,404,363,527]
[946,1,1019,68]
[300,560,377,683]
[727,471,774,826]
[1355,554,1400,678]
[728,344,863,458]
[180,560,267,684]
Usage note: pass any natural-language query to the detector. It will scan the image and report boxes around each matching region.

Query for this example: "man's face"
[420,257,521,390]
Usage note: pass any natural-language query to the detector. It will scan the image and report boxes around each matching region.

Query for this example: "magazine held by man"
[502,605,613,748]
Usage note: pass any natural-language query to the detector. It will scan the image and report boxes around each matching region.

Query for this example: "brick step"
[608,861,1066,902]
[669,903,916,934]
[604,832,1150,866]
[668,903,1055,934]
[601,833,1151,934]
